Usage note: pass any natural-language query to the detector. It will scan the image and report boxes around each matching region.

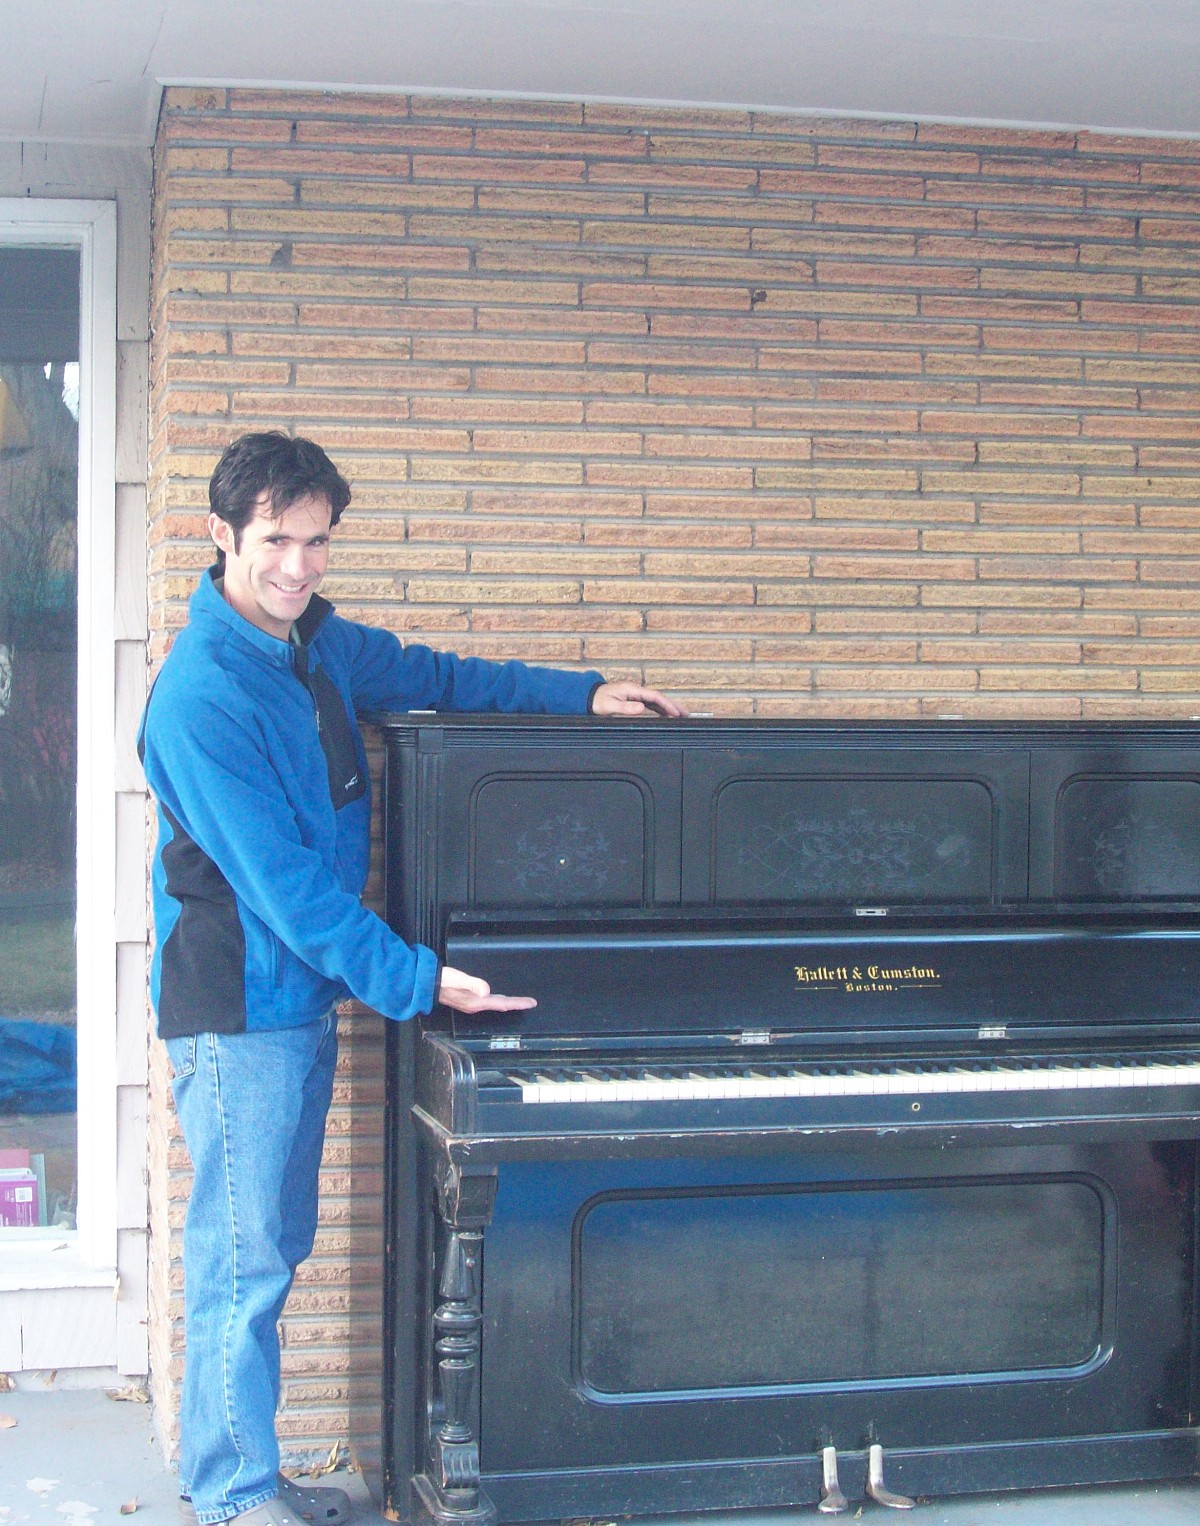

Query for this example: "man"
[139,432,684,1526]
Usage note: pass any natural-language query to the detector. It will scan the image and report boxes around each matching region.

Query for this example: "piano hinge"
[487,1033,522,1051]
[736,1029,773,1046]
[978,1023,1008,1040]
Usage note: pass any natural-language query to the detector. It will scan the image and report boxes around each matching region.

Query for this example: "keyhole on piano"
[911,1102,921,1112]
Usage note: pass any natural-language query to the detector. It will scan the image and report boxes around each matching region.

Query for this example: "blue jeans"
[166,1014,338,1524]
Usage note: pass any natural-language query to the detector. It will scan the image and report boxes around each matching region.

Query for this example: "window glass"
[0,247,80,1231]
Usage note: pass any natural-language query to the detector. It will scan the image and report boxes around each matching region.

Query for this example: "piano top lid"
[368,711,1200,744]
[436,905,1200,1047]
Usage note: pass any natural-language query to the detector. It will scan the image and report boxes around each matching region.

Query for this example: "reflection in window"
[0,248,80,1231]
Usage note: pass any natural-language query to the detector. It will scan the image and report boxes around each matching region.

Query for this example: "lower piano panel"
[410,1133,1200,1519]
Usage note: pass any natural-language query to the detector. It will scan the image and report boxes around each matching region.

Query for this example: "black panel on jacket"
[158,804,247,1038]
[296,650,366,810]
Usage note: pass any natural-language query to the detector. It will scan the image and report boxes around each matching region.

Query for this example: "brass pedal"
[865,1443,915,1510]
[817,1443,848,1515]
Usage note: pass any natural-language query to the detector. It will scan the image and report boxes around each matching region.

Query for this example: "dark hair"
[208,432,352,560]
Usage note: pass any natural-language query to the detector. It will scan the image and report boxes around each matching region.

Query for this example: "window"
[0,202,116,1269]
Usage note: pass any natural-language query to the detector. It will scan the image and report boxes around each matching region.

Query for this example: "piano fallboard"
[439,908,1200,1045]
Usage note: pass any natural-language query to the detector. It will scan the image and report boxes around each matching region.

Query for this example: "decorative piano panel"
[576,1176,1109,1393]
[1056,778,1200,900]
[1031,745,1200,902]
[711,777,996,904]
[467,775,647,906]
[679,744,1030,904]
[426,738,684,914]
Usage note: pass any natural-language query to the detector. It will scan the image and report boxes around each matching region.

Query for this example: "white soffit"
[3,0,1200,146]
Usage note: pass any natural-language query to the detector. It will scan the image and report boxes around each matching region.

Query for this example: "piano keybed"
[504,1049,1200,1104]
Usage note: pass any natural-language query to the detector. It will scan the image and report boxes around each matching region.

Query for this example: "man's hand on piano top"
[590,681,688,718]
[437,965,537,1015]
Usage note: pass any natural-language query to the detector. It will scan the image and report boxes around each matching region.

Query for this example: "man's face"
[209,490,333,641]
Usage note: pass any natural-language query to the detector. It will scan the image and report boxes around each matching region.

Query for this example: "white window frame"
[0,199,118,1272]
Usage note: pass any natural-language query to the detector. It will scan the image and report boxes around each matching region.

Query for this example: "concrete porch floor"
[1,1388,1199,1526]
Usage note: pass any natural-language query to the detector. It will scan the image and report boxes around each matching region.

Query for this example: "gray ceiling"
[4,0,1200,147]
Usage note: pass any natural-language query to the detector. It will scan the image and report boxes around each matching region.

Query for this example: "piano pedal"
[816,1444,849,1514]
[865,1443,915,1510]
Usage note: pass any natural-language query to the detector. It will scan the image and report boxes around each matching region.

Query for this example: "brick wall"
[147,86,1200,1461]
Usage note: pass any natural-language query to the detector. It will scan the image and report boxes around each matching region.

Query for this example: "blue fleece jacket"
[138,568,601,1037]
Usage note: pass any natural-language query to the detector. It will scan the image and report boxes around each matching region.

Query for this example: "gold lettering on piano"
[794,962,942,994]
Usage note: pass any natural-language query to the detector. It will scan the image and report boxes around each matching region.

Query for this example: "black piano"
[371,717,1200,1520]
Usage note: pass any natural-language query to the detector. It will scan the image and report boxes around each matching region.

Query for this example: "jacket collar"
[191,564,335,662]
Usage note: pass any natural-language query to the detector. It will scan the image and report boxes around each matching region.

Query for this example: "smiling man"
[138,432,684,1526]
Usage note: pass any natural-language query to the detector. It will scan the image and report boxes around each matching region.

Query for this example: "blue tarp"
[0,1019,75,1113]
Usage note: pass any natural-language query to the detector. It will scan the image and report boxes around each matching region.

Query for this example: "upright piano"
[373,717,1200,1519]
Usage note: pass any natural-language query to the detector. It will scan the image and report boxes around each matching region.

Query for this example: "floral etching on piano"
[499,812,628,900]
[738,806,974,899]
[1086,814,1197,897]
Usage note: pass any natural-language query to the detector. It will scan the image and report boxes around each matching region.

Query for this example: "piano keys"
[364,716,1200,1523]
[506,1052,1200,1103]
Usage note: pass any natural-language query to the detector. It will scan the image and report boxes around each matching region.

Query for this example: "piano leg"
[414,1161,499,1526]
[865,1443,916,1511]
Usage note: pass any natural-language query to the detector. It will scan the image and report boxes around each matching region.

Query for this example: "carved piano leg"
[865,1443,915,1510]
[816,1444,849,1514]
[413,1162,498,1526]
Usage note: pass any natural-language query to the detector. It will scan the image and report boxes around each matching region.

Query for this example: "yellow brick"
[483,186,645,216]
[588,462,753,490]
[305,182,472,212]
[230,272,411,299]
[922,469,1082,496]
[413,96,583,124]
[812,554,974,581]
[472,489,641,516]
[756,638,917,663]
[1086,473,1200,498]
[473,427,641,456]
[413,152,586,184]
[407,578,581,603]
[584,636,753,662]
[646,609,813,633]
[586,522,751,549]
[470,549,639,575]
[923,639,1082,664]
[642,551,806,578]
[583,579,755,605]
[979,667,1137,691]
[925,583,1082,608]
[922,530,1080,553]
[980,611,1136,636]
[756,466,920,492]
[164,86,229,114]
[474,607,642,633]
[231,207,410,236]
[815,667,979,691]
[645,432,811,463]
[411,458,583,485]
[978,555,1136,581]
